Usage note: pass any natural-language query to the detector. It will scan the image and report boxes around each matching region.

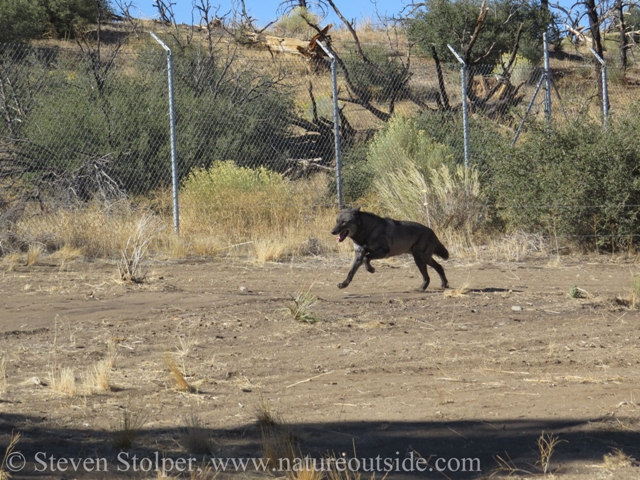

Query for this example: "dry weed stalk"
[117,213,164,283]
[181,413,213,454]
[490,451,533,477]
[164,354,196,392]
[0,431,21,480]
[537,431,566,475]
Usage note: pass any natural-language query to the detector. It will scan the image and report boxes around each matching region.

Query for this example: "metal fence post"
[151,32,180,235]
[590,48,609,128]
[447,45,470,169]
[317,40,343,209]
[543,32,552,128]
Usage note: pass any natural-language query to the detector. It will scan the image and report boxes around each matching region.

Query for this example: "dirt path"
[1,255,640,479]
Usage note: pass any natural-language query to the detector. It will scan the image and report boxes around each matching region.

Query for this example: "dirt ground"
[1,253,640,479]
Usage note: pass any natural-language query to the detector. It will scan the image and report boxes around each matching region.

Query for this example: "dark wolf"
[331,207,449,291]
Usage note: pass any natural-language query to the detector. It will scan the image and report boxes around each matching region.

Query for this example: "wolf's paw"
[337,282,349,289]
[366,266,375,274]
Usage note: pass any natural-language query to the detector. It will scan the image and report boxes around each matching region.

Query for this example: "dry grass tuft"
[255,398,280,428]
[181,413,213,454]
[86,359,112,394]
[256,402,296,470]
[176,327,198,358]
[48,367,77,397]
[112,401,147,450]
[164,354,196,392]
[0,431,21,480]
[603,448,636,469]
[261,423,297,470]
[117,213,165,283]
[26,244,42,266]
[287,287,320,323]
[444,283,470,297]
[49,245,84,262]
[617,276,640,309]
[1,253,22,271]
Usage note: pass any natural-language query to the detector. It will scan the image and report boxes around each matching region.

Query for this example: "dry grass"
[287,287,320,323]
[1,253,22,271]
[85,359,112,394]
[443,283,470,297]
[117,213,165,283]
[181,413,213,454]
[255,402,297,469]
[536,431,566,475]
[26,244,42,266]
[255,398,280,428]
[112,400,147,449]
[0,355,6,394]
[0,431,21,480]
[603,448,636,469]
[49,367,77,397]
[49,245,84,262]
[164,354,196,392]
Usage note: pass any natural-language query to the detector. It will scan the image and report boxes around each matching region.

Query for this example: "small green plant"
[569,285,588,299]
[287,288,319,323]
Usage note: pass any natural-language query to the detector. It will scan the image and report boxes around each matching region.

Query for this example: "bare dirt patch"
[1,255,640,479]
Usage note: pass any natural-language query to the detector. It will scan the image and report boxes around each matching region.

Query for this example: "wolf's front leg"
[338,244,367,288]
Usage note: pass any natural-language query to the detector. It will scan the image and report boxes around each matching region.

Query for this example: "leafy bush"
[367,116,455,176]
[0,0,46,43]
[489,113,640,248]
[407,0,554,65]
[341,45,411,102]
[180,161,295,234]
[274,7,320,38]
[413,110,510,171]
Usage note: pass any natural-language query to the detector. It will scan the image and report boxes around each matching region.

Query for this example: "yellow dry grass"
[49,367,77,397]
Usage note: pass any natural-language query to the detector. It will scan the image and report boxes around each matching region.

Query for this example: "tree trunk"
[617,0,628,71]
[585,0,605,106]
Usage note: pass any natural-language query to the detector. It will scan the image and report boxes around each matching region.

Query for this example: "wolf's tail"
[434,241,449,260]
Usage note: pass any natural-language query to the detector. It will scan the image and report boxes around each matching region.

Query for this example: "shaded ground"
[1,254,640,479]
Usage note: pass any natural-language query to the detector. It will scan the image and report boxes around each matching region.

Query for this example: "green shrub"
[180,161,294,231]
[0,0,46,43]
[274,7,319,37]
[341,45,411,103]
[489,112,640,249]
[367,116,455,177]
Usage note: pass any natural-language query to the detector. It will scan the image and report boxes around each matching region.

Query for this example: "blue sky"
[131,0,405,28]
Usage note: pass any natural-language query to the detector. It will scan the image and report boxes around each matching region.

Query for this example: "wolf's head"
[331,207,361,243]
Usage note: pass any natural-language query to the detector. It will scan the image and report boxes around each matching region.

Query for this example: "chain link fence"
[2,37,640,255]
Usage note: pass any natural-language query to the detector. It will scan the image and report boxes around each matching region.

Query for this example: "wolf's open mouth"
[337,230,348,242]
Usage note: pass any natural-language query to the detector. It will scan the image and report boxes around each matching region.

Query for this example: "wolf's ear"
[353,206,361,212]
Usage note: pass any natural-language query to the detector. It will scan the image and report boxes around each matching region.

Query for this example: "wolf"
[331,207,449,291]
